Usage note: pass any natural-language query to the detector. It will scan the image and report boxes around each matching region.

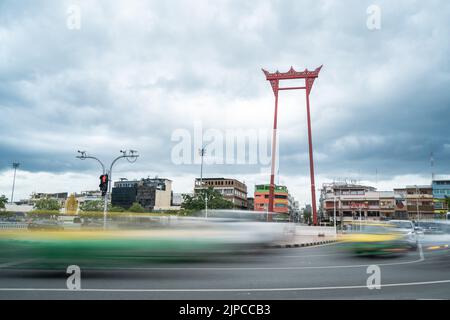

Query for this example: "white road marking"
[86,248,424,271]
[0,279,449,293]
[0,259,36,268]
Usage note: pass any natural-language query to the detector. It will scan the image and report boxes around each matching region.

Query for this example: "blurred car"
[0,212,288,269]
[28,220,64,231]
[417,221,445,235]
[341,221,417,256]
[416,220,450,253]
[388,220,418,250]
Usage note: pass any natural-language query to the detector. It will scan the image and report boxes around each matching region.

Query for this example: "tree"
[65,194,78,215]
[0,195,8,210]
[110,206,125,213]
[80,200,104,212]
[181,187,234,211]
[303,206,312,225]
[34,198,61,211]
[129,202,145,213]
[445,196,450,212]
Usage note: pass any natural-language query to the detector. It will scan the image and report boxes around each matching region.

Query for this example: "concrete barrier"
[295,226,336,236]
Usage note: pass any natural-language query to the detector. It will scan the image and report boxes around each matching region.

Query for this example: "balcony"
[406,205,434,212]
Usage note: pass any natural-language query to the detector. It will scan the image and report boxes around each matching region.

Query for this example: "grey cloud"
[0,0,449,199]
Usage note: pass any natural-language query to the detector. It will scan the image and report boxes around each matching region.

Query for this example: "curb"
[269,239,338,249]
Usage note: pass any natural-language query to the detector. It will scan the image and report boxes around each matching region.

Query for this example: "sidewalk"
[271,235,338,248]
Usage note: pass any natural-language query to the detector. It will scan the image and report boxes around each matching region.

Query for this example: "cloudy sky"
[1,0,449,205]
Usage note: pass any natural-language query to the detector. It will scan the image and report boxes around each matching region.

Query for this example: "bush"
[0,211,16,218]
[129,202,145,213]
[28,210,60,219]
[110,206,125,212]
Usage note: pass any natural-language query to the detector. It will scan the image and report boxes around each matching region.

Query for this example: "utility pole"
[415,185,420,226]
[430,152,434,182]
[199,147,207,217]
[205,195,208,219]
[10,162,20,204]
[199,147,206,186]
[77,150,138,229]
[334,195,337,235]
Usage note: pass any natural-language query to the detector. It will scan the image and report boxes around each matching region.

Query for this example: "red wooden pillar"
[268,90,279,220]
[262,66,322,225]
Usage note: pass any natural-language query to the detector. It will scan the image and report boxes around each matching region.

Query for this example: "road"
[0,242,449,300]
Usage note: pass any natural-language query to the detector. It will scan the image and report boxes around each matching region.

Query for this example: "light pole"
[199,147,208,218]
[10,162,20,204]
[334,195,337,235]
[415,185,420,226]
[77,151,105,174]
[77,150,139,229]
[199,147,206,186]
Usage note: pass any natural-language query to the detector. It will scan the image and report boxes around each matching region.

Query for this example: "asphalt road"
[0,242,449,300]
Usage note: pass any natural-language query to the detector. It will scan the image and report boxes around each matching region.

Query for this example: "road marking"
[1,279,450,293]
[0,260,36,268]
[85,247,424,271]
[0,244,425,273]
[282,253,344,258]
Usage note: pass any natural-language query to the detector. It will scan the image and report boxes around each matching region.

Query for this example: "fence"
[0,222,28,230]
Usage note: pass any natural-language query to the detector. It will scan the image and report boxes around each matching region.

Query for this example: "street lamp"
[333,195,337,235]
[415,185,421,226]
[10,162,20,204]
[76,150,139,229]
[198,147,208,218]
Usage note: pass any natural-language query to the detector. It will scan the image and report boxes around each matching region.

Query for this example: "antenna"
[430,151,434,182]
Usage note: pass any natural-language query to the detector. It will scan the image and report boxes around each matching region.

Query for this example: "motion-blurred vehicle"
[416,220,450,253]
[27,220,64,231]
[389,220,418,249]
[341,221,417,256]
[418,221,446,235]
[0,211,288,269]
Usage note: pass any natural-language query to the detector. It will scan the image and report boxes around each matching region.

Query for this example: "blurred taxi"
[341,221,418,256]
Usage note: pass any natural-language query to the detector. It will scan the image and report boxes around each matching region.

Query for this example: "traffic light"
[99,174,109,196]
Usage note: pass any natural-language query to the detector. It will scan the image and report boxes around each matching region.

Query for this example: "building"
[30,192,68,208]
[112,186,138,209]
[287,193,301,220]
[246,197,254,211]
[112,178,176,211]
[194,178,248,209]
[320,182,436,224]
[254,184,289,214]
[404,185,434,220]
[74,191,103,209]
[393,188,408,219]
[171,193,185,207]
[319,183,387,224]
[432,176,450,216]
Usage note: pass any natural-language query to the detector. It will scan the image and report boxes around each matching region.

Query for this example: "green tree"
[129,202,145,213]
[110,206,125,212]
[445,196,450,212]
[65,194,78,215]
[0,195,8,209]
[34,198,61,211]
[303,206,312,225]
[80,200,105,212]
[181,187,234,211]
